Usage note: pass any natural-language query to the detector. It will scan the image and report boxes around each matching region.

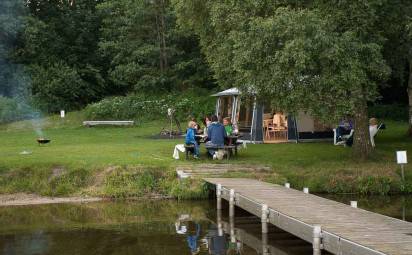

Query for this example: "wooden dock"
[214,215,313,255]
[204,178,412,255]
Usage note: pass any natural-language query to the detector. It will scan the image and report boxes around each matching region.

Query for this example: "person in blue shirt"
[206,115,226,158]
[185,121,200,158]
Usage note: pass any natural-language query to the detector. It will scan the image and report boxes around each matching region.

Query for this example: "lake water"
[0,195,411,255]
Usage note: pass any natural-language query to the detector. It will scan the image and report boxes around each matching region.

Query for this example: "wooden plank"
[204,178,412,255]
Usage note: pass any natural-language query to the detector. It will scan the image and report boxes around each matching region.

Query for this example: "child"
[223,117,233,136]
[185,121,200,159]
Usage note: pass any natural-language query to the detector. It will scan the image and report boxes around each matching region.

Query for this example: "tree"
[0,0,28,98]
[174,0,390,159]
[16,0,106,111]
[97,0,213,94]
[405,20,412,135]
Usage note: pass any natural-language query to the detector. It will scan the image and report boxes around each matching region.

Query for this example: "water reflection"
[0,196,411,255]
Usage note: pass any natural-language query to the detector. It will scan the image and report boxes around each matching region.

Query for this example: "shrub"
[0,96,34,124]
[84,91,215,121]
[31,62,104,112]
[368,104,408,121]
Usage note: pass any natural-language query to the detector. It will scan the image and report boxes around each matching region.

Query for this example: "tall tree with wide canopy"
[173,0,390,159]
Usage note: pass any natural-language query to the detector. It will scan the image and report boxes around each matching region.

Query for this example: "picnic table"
[185,134,243,160]
[204,134,243,160]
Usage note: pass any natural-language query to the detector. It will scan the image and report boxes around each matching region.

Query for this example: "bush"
[84,91,216,121]
[31,62,104,112]
[0,96,34,124]
[369,104,408,121]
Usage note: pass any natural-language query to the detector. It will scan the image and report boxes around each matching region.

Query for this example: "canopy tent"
[212,88,333,143]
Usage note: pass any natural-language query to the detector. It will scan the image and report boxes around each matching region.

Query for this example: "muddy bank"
[0,193,102,206]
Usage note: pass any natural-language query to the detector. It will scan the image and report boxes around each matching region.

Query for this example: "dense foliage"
[84,91,215,122]
[1,0,213,113]
[369,104,408,122]
[0,96,34,124]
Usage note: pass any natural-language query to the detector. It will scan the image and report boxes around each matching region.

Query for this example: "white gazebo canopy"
[211,88,241,97]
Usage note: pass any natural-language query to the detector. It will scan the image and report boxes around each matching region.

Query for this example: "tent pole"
[251,97,257,143]
[232,96,237,124]
[216,98,220,118]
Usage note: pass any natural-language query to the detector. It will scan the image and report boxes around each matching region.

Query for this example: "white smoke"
[0,0,45,138]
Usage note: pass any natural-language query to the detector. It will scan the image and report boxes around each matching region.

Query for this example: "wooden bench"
[83,121,134,127]
[205,144,237,160]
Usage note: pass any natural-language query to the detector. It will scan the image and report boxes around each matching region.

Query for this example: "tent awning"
[211,88,240,97]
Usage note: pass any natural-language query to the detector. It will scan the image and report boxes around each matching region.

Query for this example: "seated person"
[202,115,211,135]
[189,117,202,133]
[206,115,226,158]
[185,121,200,159]
[369,117,379,147]
[336,117,353,141]
[223,117,233,136]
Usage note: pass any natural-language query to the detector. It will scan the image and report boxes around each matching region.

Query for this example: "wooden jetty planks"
[204,178,412,255]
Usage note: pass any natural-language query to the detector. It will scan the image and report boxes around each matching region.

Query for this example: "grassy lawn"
[1,111,411,197]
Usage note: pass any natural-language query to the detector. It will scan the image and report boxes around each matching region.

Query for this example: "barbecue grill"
[37,138,51,145]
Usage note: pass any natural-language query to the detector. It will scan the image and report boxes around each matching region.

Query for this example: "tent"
[212,88,334,143]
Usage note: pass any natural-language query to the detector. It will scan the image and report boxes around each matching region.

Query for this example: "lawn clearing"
[0,112,411,196]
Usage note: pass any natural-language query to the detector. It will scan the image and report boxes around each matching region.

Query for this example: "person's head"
[223,117,231,126]
[188,121,197,129]
[210,115,218,122]
[369,117,378,126]
[203,115,211,125]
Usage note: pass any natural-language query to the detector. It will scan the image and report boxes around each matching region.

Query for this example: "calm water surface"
[0,196,411,255]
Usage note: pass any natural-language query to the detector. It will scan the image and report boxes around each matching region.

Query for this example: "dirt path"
[0,193,102,207]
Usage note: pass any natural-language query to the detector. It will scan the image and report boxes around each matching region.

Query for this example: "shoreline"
[0,193,103,207]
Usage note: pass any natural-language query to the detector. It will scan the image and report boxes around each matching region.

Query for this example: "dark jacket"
[207,122,226,146]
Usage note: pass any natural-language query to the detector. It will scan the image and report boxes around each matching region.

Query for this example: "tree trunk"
[353,98,372,160]
[154,0,168,72]
[160,0,168,69]
[408,56,412,136]
[155,14,164,72]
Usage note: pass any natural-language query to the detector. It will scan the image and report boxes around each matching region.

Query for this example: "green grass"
[0,111,411,197]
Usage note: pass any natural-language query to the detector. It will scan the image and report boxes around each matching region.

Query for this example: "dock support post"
[229,189,235,217]
[262,232,269,255]
[261,204,269,233]
[217,207,223,236]
[350,201,358,208]
[313,225,322,255]
[216,184,222,210]
[303,187,309,194]
[229,216,235,243]
[285,183,290,188]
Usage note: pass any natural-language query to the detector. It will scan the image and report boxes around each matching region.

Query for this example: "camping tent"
[212,88,333,143]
